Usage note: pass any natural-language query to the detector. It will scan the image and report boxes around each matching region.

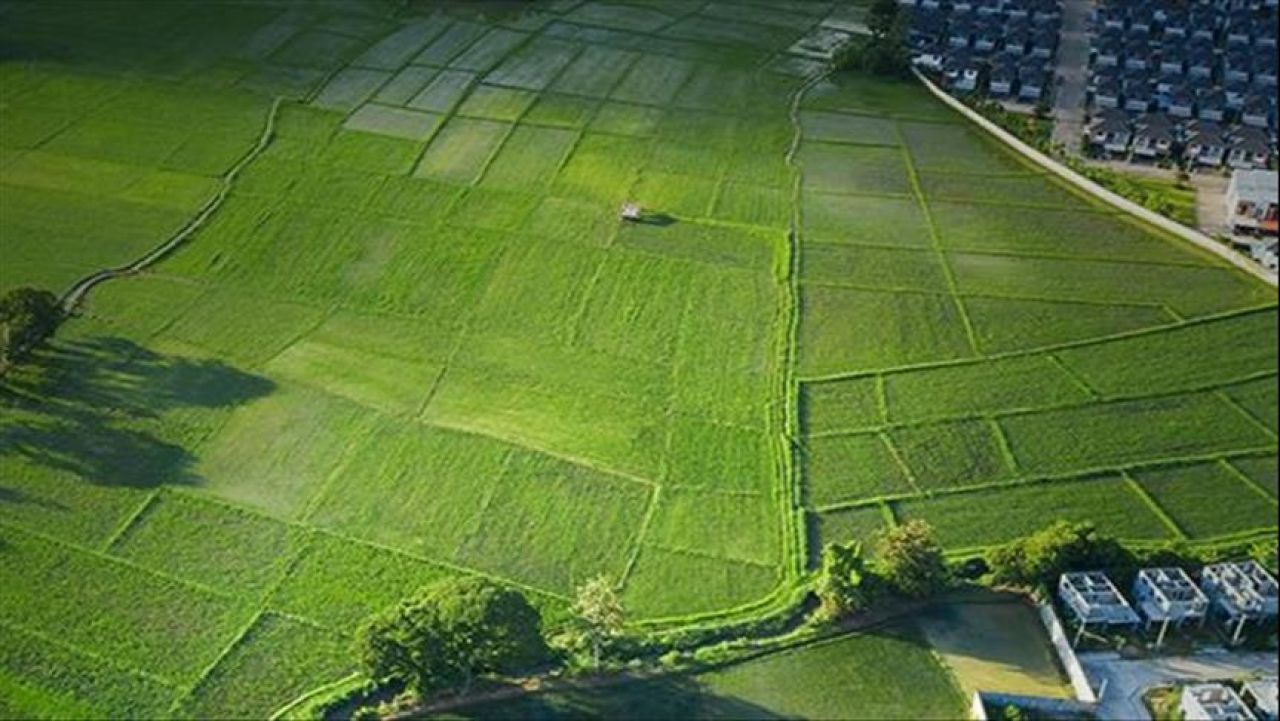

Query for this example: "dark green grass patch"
[897,476,1172,549]
[610,54,695,106]
[1223,377,1280,434]
[901,122,1034,175]
[801,243,950,293]
[1055,309,1279,398]
[577,250,693,364]
[813,506,889,558]
[800,376,883,435]
[375,65,440,105]
[155,289,325,368]
[799,142,911,196]
[890,420,1017,491]
[800,110,899,146]
[949,253,1271,318]
[622,546,778,620]
[342,103,442,142]
[802,191,931,247]
[305,420,509,561]
[0,624,176,719]
[590,101,665,136]
[456,84,538,122]
[930,202,1211,265]
[647,488,780,567]
[317,130,426,176]
[1132,462,1278,539]
[798,286,974,375]
[109,491,306,596]
[803,433,914,506]
[313,67,393,112]
[803,72,957,122]
[263,339,440,417]
[884,355,1090,423]
[449,28,529,74]
[920,173,1083,208]
[1000,393,1276,477]
[524,93,600,128]
[1228,455,1278,499]
[964,296,1176,355]
[526,196,617,245]
[664,416,773,494]
[554,132,647,202]
[551,45,639,98]
[407,69,478,113]
[0,527,252,684]
[455,452,653,594]
[484,36,580,91]
[268,533,456,630]
[178,613,352,720]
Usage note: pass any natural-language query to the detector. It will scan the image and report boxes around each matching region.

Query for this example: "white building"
[1200,561,1280,644]
[1243,678,1278,721]
[1133,567,1210,647]
[1227,170,1279,237]
[1182,684,1257,721]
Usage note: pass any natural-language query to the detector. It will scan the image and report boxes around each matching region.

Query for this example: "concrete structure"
[1226,170,1279,236]
[1200,561,1280,644]
[1059,572,1140,645]
[1132,568,1209,647]
[1181,683,1257,721]
[1243,678,1278,721]
[1082,652,1277,721]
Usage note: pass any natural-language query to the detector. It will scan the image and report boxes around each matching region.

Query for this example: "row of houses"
[1181,680,1277,721]
[1086,109,1275,169]
[1057,561,1278,647]
[907,0,1062,102]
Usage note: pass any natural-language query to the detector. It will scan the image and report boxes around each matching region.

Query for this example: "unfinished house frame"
[1200,561,1280,645]
[1181,683,1257,721]
[1058,571,1140,646]
[1133,567,1210,648]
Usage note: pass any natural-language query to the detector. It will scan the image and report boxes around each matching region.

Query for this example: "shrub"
[874,520,949,598]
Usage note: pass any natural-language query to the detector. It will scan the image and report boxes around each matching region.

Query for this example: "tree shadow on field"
[0,335,274,488]
[429,674,783,721]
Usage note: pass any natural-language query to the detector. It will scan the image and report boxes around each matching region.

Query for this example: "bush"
[815,541,881,620]
[987,521,1125,589]
[0,287,61,369]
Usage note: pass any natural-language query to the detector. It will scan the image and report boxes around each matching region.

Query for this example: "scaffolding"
[1133,567,1210,648]
[1058,571,1140,646]
[1200,561,1280,645]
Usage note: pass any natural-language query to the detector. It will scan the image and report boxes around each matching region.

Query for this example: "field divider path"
[894,123,982,357]
[1120,471,1189,541]
[1219,459,1280,505]
[1215,389,1280,442]
[97,487,162,552]
[0,616,180,691]
[913,69,1279,287]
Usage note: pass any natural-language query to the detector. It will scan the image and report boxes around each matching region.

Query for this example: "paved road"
[1080,651,1278,721]
[1051,0,1092,152]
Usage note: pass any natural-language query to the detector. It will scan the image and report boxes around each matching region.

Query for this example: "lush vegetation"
[0,0,1275,717]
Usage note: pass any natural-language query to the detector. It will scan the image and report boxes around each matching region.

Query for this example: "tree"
[0,287,61,368]
[874,520,948,598]
[570,575,625,669]
[987,521,1124,588]
[356,578,548,696]
[815,540,879,619]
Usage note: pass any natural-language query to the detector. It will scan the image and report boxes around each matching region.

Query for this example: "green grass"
[1131,462,1278,539]
[802,433,914,507]
[890,420,1017,491]
[897,476,1173,548]
[647,488,780,567]
[1000,393,1276,476]
[964,296,1176,354]
[622,546,779,620]
[812,506,889,556]
[1228,455,1279,499]
[108,491,307,596]
[801,192,931,247]
[799,142,911,196]
[798,286,975,375]
[885,355,1089,423]
[176,612,353,720]
[799,376,883,435]
[1223,376,1280,434]
[801,244,951,293]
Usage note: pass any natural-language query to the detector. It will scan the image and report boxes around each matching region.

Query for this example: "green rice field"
[0,0,1276,717]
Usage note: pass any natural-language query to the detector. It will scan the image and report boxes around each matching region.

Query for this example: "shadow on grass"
[0,336,274,488]
[631,213,678,227]
[425,674,783,721]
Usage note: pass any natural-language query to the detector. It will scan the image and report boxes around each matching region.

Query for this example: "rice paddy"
[1,0,1276,718]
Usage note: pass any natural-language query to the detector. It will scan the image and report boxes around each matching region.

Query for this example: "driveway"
[1051,0,1091,152]
[1079,651,1278,721]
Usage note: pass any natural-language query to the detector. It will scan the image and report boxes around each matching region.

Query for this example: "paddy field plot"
[1,1,1277,718]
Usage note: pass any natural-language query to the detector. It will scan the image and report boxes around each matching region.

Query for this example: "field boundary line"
[797,302,1278,383]
[805,369,1280,437]
[913,69,1278,287]
[617,484,662,592]
[0,617,180,689]
[794,279,1181,311]
[801,237,1240,271]
[873,374,890,424]
[987,418,1022,476]
[642,540,779,571]
[1218,459,1280,506]
[0,517,239,602]
[1120,471,1189,540]
[98,487,162,552]
[878,501,899,528]
[1046,354,1101,400]
[1215,389,1280,442]
[880,431,924,496]
[810,445,1280,514]
[167,608,264,715]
